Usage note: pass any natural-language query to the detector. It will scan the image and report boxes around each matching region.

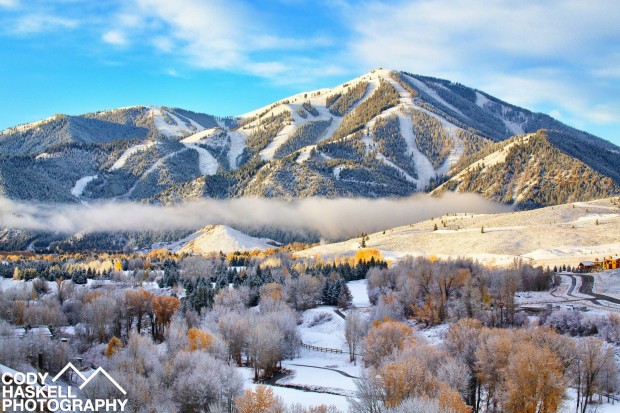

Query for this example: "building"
[578,259,603,273]
[603,256,620,270]
[578,256,620,272]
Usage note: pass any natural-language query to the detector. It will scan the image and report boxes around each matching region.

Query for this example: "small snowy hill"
[296,198,620,269]
[168,225,279,254]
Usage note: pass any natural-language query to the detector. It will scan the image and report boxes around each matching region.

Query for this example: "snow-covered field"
[238,368,350,411]
[347,279,370,308]
[593,269,620,298]
[298,199,620,269]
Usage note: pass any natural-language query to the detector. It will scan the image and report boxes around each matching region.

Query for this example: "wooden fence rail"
[301,342,361,356]
[301,342,344,354]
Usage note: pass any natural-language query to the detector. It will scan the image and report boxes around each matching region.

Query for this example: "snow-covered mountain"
[0,69,618,208]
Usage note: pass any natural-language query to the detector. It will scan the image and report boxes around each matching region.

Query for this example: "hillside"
[156,225,280,254]
[433,130,620,209]
[296,197,620,269]
[0,69,618,205]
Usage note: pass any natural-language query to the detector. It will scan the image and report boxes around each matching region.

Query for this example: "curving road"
[569,273,620,305]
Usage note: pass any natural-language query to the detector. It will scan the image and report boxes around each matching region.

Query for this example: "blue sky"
[1,0,619,145]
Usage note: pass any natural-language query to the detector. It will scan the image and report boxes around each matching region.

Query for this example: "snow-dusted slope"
[2,68,618,205]
[150,106,205,137]
[174,225,278,254]
[110,141,158,171]
[296,198,620,269]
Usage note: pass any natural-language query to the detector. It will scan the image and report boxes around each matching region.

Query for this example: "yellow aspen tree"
[187,327,213,351]
[104,336,123,358]
[502,342,565,413]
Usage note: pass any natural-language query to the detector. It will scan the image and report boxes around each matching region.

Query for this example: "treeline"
[353,317,617,413]
[330,80,400,142]
[245,111,292,156]
[327,82,369,116]
[274,119,332,159]
[411,109,453,169]
[456,132,620,209]
[366,256,553,326]
[373,114,418,178]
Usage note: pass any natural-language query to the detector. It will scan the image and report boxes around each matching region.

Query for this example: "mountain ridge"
[0,69,618,209]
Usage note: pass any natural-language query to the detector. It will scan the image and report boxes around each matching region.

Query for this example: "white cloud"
[101,30,128,46]
[12,14,78,35]
[0,0,18,8]
[346,0,620,73]
[97,0,342,81]
[344,0,620,129]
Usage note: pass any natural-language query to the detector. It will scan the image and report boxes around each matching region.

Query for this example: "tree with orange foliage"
[437,384,470,413]
[235,385,284,413]
[124,289,153,335]
[362,319,415,368]
[151,295,180,341]
[501,342,565,413]
[380,357,428,407]
[355,248,384,264]
[104,336,123,358]
[260,282,284,302]
[187,327,213,351]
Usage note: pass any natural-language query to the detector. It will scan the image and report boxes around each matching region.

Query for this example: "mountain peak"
[0,69,618,209]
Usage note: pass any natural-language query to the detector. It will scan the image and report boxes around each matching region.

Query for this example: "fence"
[301,342,362,357]
[301,342,344,354]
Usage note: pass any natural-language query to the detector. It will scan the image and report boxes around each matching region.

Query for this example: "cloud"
[343,0,620,131]
[101,30,128,46]
[0,0,18,8]
[0,194,510,240]
[12,14,78,35]
[98,0,343,81]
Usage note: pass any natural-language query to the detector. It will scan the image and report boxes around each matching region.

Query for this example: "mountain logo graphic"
[52,362,126,395]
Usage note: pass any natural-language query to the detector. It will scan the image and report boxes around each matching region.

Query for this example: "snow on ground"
[227,131,246,169]
[299,307,346,350]
[278,363,357,393]
[297,198,620,269]
[182,143,218,175]
[0,277,23,291]
[238,368,350,411]
[180,128,218,143]
[295,145,316,163]
[397,113,435,187]
[523,243,620,263]
[177,225,277,255]
[150,107,204,137]
[347,279,370,308]
[593,269,620,298]
[109,141,157,171]
[333,166,342,180]
[475,92,525,136]
[259,118,298,161]
[71,175,97,197]
[437,134,465,176]
[403,74,465,117]
[561,389,620,413]
[416,324,449,346]
[515,291,568,305]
